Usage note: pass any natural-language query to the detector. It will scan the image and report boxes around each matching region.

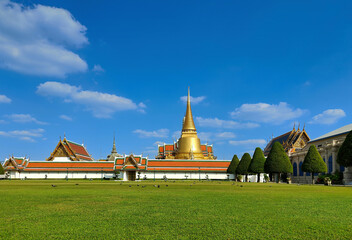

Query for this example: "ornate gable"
[47,138,94,161]
[47,139,76,161]
[122,155,139,170]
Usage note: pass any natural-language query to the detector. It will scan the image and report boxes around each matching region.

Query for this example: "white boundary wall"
[120,171,266,182]
[7,171,114,180]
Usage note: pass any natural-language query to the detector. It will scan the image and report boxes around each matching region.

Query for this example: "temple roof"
[309,123,352,143]
[264,127,310,156]
[47,138,94,161]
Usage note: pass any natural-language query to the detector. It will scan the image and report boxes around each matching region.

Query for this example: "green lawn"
[0,180,351,239]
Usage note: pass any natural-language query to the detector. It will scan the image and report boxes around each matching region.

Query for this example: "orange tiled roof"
[26,162,113,169]
[147,160,230,168]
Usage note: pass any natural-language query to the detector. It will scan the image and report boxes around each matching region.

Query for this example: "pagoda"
[156,88,215,160]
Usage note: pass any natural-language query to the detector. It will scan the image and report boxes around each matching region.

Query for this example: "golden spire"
[175,87,205,159]
[182,87,196,132]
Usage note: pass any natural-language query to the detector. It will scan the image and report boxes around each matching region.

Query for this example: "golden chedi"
[175,88,205,159]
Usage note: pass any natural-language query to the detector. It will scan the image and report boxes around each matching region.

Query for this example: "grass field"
[0,180,351,240]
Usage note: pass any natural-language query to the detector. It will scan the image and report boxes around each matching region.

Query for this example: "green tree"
[264,142,293,183]
[337,130,352,167]
[249,147,266,182]
[227,154,240,181]
[236,153,252,182]
[302,145,327,184]
[0,163,4,175]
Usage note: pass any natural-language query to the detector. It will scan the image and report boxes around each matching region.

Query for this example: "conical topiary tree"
[302,145,327,184]
[264,142,293,183]
[236,153,252,182]
[249,147,266,182]
[0,162,4,175]
[337,130,352,167]
[227,154,240,181]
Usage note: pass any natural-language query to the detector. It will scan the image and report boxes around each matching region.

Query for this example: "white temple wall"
[7,171,114,179]
[136,171,233,180]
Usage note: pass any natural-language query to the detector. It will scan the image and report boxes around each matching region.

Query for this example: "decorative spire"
[182,87,197,132]
[111,134,117,154]
[293,122,296,131]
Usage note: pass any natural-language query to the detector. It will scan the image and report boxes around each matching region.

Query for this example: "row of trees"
[227,141,329,183]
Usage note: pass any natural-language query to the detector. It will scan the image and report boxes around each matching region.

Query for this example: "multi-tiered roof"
[47,137,94,161]
[264,125,310,156]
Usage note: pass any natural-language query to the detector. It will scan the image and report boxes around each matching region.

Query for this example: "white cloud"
[172,131,181,140]
[310,109,346,125]
[0,94,11,103]
[196,117,259,129]
[230,102,305,124]
[197,132,213,142]
[216,132,236,139]
[6,114,47,124]
[60,115,72,121]
[229,139,267,147]
[37,81,145,118]
[92,64,104,73]
[133,129,169,138]
[198,131,236,142]
[180,96,206,105]
[0,0,88,77]
[0,128,45,142]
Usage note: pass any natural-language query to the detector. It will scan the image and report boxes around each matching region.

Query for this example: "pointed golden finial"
[297,123,300,131]
[182,87,196,132]
[293,122,296,131]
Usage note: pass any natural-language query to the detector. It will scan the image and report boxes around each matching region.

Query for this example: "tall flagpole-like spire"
[182,87,196,132]
[111,133,117,154]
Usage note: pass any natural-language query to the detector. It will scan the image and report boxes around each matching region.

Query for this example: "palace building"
[290,123,352,184]
[2,88,231,181]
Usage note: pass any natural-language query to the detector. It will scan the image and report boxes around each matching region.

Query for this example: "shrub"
[249,147,266,182]
[264,174,269,182]
[227,154,240,181]
[227,155,240,174]
[316,171,343,185]
[237,175,243,182]
[264,142,292,183]
[236,153,252,182]
[302,145,327,184]
[0,163,4,175]
[337,130,352,167]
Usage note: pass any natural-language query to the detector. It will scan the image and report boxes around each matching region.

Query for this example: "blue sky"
[0,0,351,161]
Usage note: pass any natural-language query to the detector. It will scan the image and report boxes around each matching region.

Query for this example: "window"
[293,162,298,176]
[328,156,333,174]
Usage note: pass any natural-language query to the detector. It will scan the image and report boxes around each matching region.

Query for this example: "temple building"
[2,88,231,181]
[264,124,310,157]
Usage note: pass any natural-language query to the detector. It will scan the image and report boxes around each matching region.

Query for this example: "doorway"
[127,171,136,181]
